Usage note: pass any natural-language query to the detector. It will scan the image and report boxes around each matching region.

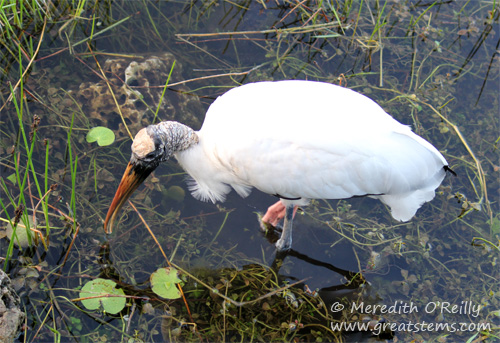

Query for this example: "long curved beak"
[104,162,152,234]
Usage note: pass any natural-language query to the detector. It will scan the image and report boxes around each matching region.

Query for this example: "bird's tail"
[376,189,437,222]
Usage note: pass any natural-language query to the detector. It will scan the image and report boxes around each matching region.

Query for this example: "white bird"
[104,80,453,251]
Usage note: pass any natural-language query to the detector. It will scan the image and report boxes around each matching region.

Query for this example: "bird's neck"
[148,121,199,159]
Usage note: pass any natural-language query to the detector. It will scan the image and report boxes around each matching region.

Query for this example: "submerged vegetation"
[0,0,498,342]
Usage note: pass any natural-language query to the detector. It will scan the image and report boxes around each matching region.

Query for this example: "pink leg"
[262,201,298,227]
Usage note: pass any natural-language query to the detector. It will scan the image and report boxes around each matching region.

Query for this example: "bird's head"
[103,127,169,234]
[103,122,197,234]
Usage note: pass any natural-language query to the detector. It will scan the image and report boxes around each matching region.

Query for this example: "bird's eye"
[145,151,156,159]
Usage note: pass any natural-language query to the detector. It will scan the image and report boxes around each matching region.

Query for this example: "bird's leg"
[275,204,296,251]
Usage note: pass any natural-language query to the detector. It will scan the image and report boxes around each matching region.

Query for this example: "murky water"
[1,1,498,342]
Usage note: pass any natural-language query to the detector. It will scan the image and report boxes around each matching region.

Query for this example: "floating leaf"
[86,127,115,146]
[151,267,182,299]
[80,278,126,314]
[6,217,36,248]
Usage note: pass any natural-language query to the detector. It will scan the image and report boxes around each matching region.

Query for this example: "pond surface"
[0,1,498,342]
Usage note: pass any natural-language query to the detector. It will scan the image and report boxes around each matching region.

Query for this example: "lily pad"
[151,267,182,299]
[80,278,126,314]
[86,126,115,146]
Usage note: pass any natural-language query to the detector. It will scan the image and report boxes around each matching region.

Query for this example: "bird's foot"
[259,218,281,233]
[275,236,292,252]
[261,201,287,227]
[261,201,299,227]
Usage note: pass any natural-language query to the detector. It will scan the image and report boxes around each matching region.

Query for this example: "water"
[0,1,498,342]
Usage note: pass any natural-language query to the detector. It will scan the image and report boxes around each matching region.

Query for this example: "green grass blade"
[154,60,176,124]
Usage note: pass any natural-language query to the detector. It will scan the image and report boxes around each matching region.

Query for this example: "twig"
[151,65,263,89]
[126,303,136,334]
[176,35,232,68]
[175,21,343,38]
[61,222,80,269]
[71,293,150,302]
[273,0,308,28]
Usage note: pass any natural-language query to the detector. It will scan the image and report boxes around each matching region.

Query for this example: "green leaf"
[151,267,182,299]
[7,173,17,185]
[80,278,126,314]
[86,127,115,146]
[6,217,36,248]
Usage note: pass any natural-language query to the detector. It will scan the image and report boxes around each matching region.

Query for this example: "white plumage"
[104,80,451,251]
[176,80,447,221]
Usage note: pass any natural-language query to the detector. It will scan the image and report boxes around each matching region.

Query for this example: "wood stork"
[104,80,453,251]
